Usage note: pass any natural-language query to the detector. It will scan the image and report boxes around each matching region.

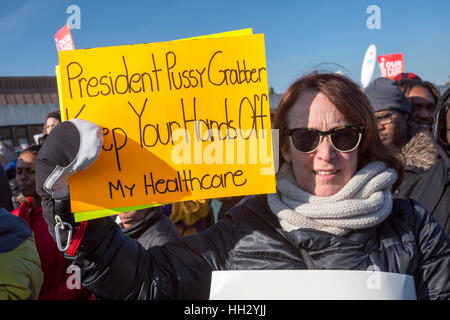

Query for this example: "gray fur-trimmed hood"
[401,130,438,172]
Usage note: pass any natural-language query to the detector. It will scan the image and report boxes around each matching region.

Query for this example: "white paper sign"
[209,270,416,300]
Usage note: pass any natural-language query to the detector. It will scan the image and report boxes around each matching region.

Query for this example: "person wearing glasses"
[365,77,438,173]
[364,77,412,150]
[35,72,449,299]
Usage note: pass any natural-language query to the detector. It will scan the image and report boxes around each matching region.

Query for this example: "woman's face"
[45,117,60,134]
[281,91,359,197]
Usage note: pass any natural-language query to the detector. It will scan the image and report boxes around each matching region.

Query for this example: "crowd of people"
[0,71,449,300]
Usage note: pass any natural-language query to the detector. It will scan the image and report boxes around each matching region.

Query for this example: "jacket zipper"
[150,278,158,298]
[300,248,316,270]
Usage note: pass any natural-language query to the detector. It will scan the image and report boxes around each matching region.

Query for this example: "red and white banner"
[377,53,404,80]
[54,25,75,51]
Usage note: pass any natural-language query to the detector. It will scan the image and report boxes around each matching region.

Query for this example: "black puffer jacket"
[74,194,450,300]
[397,88,450,236]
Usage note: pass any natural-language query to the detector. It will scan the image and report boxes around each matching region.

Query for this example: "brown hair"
[272,72,404,191]
[396,79,441,104]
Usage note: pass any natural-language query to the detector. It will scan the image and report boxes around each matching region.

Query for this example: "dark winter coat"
[0,207,43,299]
[397,88,450,236]
[120,207,180,249]
[73,194,450,300]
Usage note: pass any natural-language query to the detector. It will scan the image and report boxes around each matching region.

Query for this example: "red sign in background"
[377,53,404,80]
[54,25,75,51]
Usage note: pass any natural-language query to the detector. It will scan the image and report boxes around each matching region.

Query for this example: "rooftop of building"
[0,76,59,106]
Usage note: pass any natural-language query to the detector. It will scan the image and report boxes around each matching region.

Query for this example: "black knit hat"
[45,110,61,122]
[364,77,411,114]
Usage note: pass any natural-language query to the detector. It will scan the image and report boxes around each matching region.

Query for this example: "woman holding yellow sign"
[35,72,449,299]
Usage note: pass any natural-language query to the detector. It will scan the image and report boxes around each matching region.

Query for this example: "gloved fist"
[35,119,103,250]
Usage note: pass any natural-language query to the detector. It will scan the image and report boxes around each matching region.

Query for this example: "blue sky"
[0,0,449,92]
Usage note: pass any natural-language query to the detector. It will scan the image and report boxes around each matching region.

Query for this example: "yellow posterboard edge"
[74,203,163,223]
[175,28,253,41]
[55,65,67,121]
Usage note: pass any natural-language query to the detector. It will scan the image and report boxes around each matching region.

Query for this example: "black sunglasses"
[286,125,365,153]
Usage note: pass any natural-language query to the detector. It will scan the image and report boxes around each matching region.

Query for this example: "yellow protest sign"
[57,33,276,221]
[175,28,253,41]
[56,29,256,222]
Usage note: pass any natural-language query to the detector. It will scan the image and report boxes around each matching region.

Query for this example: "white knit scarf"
[267,161,398,236]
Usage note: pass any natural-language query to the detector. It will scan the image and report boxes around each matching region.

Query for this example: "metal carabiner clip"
[54,215,73,252]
